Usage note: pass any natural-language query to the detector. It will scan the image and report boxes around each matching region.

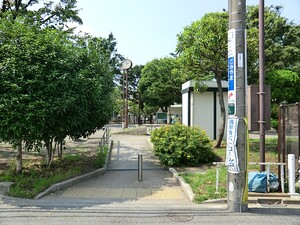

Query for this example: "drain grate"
[168,214,194,222]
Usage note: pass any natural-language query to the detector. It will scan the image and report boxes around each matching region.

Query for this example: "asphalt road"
[0,204,300,225]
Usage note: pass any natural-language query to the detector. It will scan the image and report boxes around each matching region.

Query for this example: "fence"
[213,162,286,193]
[99,126,110,149]
[278,102,300,178]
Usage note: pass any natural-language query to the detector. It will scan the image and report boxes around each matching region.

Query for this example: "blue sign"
[228,57,234,91]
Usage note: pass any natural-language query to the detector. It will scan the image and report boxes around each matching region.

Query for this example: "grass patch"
[0,147,108,199]
[180,138,280,203]
[182,166,227,203]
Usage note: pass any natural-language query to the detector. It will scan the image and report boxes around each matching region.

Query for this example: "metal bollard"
[138,154,143,182]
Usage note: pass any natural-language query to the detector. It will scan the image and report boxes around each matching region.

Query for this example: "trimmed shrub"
[150,123,217,167]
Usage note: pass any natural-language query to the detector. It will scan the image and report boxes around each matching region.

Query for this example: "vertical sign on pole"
[228,29,236,116]
[226,118,239,172]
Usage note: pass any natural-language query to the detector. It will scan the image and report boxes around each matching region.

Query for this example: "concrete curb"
[34,139,114,199]
[168,168,195,202]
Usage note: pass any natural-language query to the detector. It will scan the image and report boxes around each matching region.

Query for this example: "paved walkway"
[42,129,191,204]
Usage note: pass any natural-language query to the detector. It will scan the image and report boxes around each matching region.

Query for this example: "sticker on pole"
[226,118,239,172]
[228,29,236,115]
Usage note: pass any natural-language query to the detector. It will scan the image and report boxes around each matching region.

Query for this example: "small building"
[181,80,228,140]
[168,104,182,124]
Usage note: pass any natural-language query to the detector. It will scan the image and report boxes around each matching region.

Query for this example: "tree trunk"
[214,74,226,148]
[58,141,63,159]
[46,139,54,166]
[16,141,22,173]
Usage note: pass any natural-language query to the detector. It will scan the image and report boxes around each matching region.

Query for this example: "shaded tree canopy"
[138,57,183,112]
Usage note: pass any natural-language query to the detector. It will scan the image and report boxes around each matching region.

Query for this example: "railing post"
[266,164,270,192]
[216,164,220,193]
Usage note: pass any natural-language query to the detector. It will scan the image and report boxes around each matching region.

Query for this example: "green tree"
[0,18,115,171]
[266,70,300,104]
[176,12,228,148]
[247,5,300,83]
[139,57,183,112]
[0,0,82,29]
[175,7,300,146]
[266,69,300,129]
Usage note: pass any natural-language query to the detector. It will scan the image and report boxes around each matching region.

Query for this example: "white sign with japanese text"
[226,118,239,172]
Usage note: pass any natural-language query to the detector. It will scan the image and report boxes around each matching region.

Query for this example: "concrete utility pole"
[227,0,248,212]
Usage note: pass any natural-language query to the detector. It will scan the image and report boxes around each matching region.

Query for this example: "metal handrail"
[99,126,110,149]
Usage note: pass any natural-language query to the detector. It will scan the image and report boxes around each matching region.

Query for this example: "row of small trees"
[0,1,118,172]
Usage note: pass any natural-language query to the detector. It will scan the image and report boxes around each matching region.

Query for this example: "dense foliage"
[247,5,300,83]
[150,123,217,167]
[0,14,115,170]
[139,57,183,112]
[266,70,300,129]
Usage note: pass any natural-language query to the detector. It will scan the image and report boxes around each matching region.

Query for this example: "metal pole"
[138,154,143,182]
[122,71,125,129]
[216,165,220,193]
[125,69,129,129]
[259,0,266,172]
[228,0,248,212]
[266,164,270,192]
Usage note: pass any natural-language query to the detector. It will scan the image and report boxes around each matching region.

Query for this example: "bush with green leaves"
[150,123,217,167]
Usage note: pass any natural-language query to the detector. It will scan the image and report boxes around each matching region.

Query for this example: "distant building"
[168,105,182,124]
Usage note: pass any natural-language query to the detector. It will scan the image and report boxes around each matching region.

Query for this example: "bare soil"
[0,133,102,175]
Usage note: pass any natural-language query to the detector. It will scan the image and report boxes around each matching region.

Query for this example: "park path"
[41,126,192,205]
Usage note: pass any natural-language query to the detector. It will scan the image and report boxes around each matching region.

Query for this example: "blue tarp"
[248,171,278,193]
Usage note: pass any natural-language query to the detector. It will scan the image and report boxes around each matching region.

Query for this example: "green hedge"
[150,123,217,167]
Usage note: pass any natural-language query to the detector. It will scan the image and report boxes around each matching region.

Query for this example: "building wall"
[181,80,228,140]
[182,92,189,125]
[193,92,214,138]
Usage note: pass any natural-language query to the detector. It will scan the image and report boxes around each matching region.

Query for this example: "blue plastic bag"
[248,171,267,193]
[248,171,279,193]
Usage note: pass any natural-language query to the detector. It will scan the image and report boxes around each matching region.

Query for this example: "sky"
[75,0,300,66]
